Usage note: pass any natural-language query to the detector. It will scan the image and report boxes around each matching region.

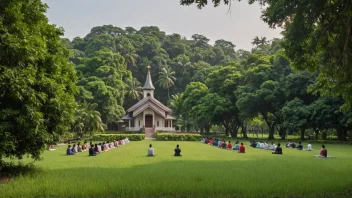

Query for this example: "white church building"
[122,67,176,134]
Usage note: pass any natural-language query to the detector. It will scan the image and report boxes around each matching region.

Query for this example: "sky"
[43,0,282,50]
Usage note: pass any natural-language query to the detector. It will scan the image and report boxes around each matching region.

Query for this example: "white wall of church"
[154,114,164,128]
[134,114,143,128]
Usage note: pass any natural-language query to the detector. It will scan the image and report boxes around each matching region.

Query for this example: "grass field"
[1,140,352,198]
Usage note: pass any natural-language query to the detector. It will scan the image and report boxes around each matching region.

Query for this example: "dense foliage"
[156,133,202,141]
[180,0,352,109]
[92,134,145,141]
[0,0,77,161]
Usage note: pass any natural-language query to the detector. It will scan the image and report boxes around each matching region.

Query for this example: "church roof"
[127,97,171,113]
[143,67,155,90]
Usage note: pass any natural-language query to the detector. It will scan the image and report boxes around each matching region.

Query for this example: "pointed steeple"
[143,65,155,90]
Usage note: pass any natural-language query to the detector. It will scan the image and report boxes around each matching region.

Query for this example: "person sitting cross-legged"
[174,144,182,156]
[239,143,246,153]
[269,142,275,150]
[147,144,155,156]
[66,145,74,155]
[233,141,239,151]
[272,143,283,154]
[221,141,227,149]
[296,142,303,150]
[227,141,233,150]
[89,145,97,156]
[316,145,328,158]
[306,143,313,151]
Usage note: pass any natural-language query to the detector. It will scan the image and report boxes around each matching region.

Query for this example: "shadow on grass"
[0,161,41,179]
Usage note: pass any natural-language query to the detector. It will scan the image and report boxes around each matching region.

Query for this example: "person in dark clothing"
[250,141,257,148]
[296,142,303,150]
[174,144,182,156]
[89,145,96,156]
[66,145,74,155]
[272,143,283,154]
[221,141,227,149]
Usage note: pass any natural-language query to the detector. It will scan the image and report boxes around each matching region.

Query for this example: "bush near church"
[92,134,145,141]
[156,133,202,141]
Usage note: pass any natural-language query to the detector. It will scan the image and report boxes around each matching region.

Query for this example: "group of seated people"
[286,140,313,151]
[66,138,130,156]
[249,140,282,154]
[147,144,182,156]
[66,141,90,155]
[202,137,246,153]
[250,140,275,150]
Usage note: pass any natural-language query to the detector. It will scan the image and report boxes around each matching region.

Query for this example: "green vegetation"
[156,133,202,141]
[1,141,352,198]
[92,134,145,141]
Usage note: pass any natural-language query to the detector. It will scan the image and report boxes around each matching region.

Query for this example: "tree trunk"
[241,122,248,139]
[337,126,347,141]
[223,121,230,136]
[268,125,275,139]
[300,126,305,140]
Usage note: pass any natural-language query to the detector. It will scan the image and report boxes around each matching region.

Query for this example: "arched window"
[147,93,151,97]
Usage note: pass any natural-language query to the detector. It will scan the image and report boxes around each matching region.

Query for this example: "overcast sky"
[43,0,282,50]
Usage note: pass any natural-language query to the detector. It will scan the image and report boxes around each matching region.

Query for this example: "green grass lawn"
[1,140,352,198]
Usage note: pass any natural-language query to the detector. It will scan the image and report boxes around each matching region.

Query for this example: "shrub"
[156,133,202,141]
[103,131,144,134]
[92,134,145,141]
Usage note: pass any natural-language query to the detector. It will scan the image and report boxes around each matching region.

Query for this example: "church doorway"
[145,114,153,128]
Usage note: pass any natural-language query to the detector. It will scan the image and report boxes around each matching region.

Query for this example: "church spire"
[143,65,155,90]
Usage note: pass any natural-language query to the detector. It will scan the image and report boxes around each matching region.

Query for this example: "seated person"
[72,144,77,154]
[296,142,303,150]
[66,145,74,155]
[250,141,257,148]
[260,142,265,149]
[317,145,327,158]
[147,144,155,156]
[77,143,82,152]
[256,142,261,148]
[306,143,313,151]
[239,143,246,153]
[82,143,87,151]
[286,141,292,148]
[49,145,56,151]
[272,143,283,154]
[221,141,227,149]
[264,142,269,150]
[202,138,206,143]
[89,145,96,156]
[291,142,296,149]
[233,142,239,151]
[269,142,275,150]
[227,141,232,150]
[217,140,222,148]
[98,143,102,153]
[174,145,182,156]
[213,139,218,146]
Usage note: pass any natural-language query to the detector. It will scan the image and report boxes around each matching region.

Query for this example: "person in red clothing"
[319,145,327,157]
[239,142,246,153]
[227,141,232,150]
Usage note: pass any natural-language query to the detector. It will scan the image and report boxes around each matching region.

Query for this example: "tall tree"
[0,0,77,161]
[126,78,143,100]
[179,0,352,109]
[157,67,176,100]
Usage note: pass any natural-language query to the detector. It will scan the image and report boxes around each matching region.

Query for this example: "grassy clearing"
[1,140,352,198]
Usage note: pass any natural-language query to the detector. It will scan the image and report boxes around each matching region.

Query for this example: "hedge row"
[104,131,144,134]
[156,133,202,141]
[92,134,145,141]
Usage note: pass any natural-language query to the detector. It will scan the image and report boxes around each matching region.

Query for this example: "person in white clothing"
[306,143,313,151]
[147,144,155,156]
[264,142,269,150]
